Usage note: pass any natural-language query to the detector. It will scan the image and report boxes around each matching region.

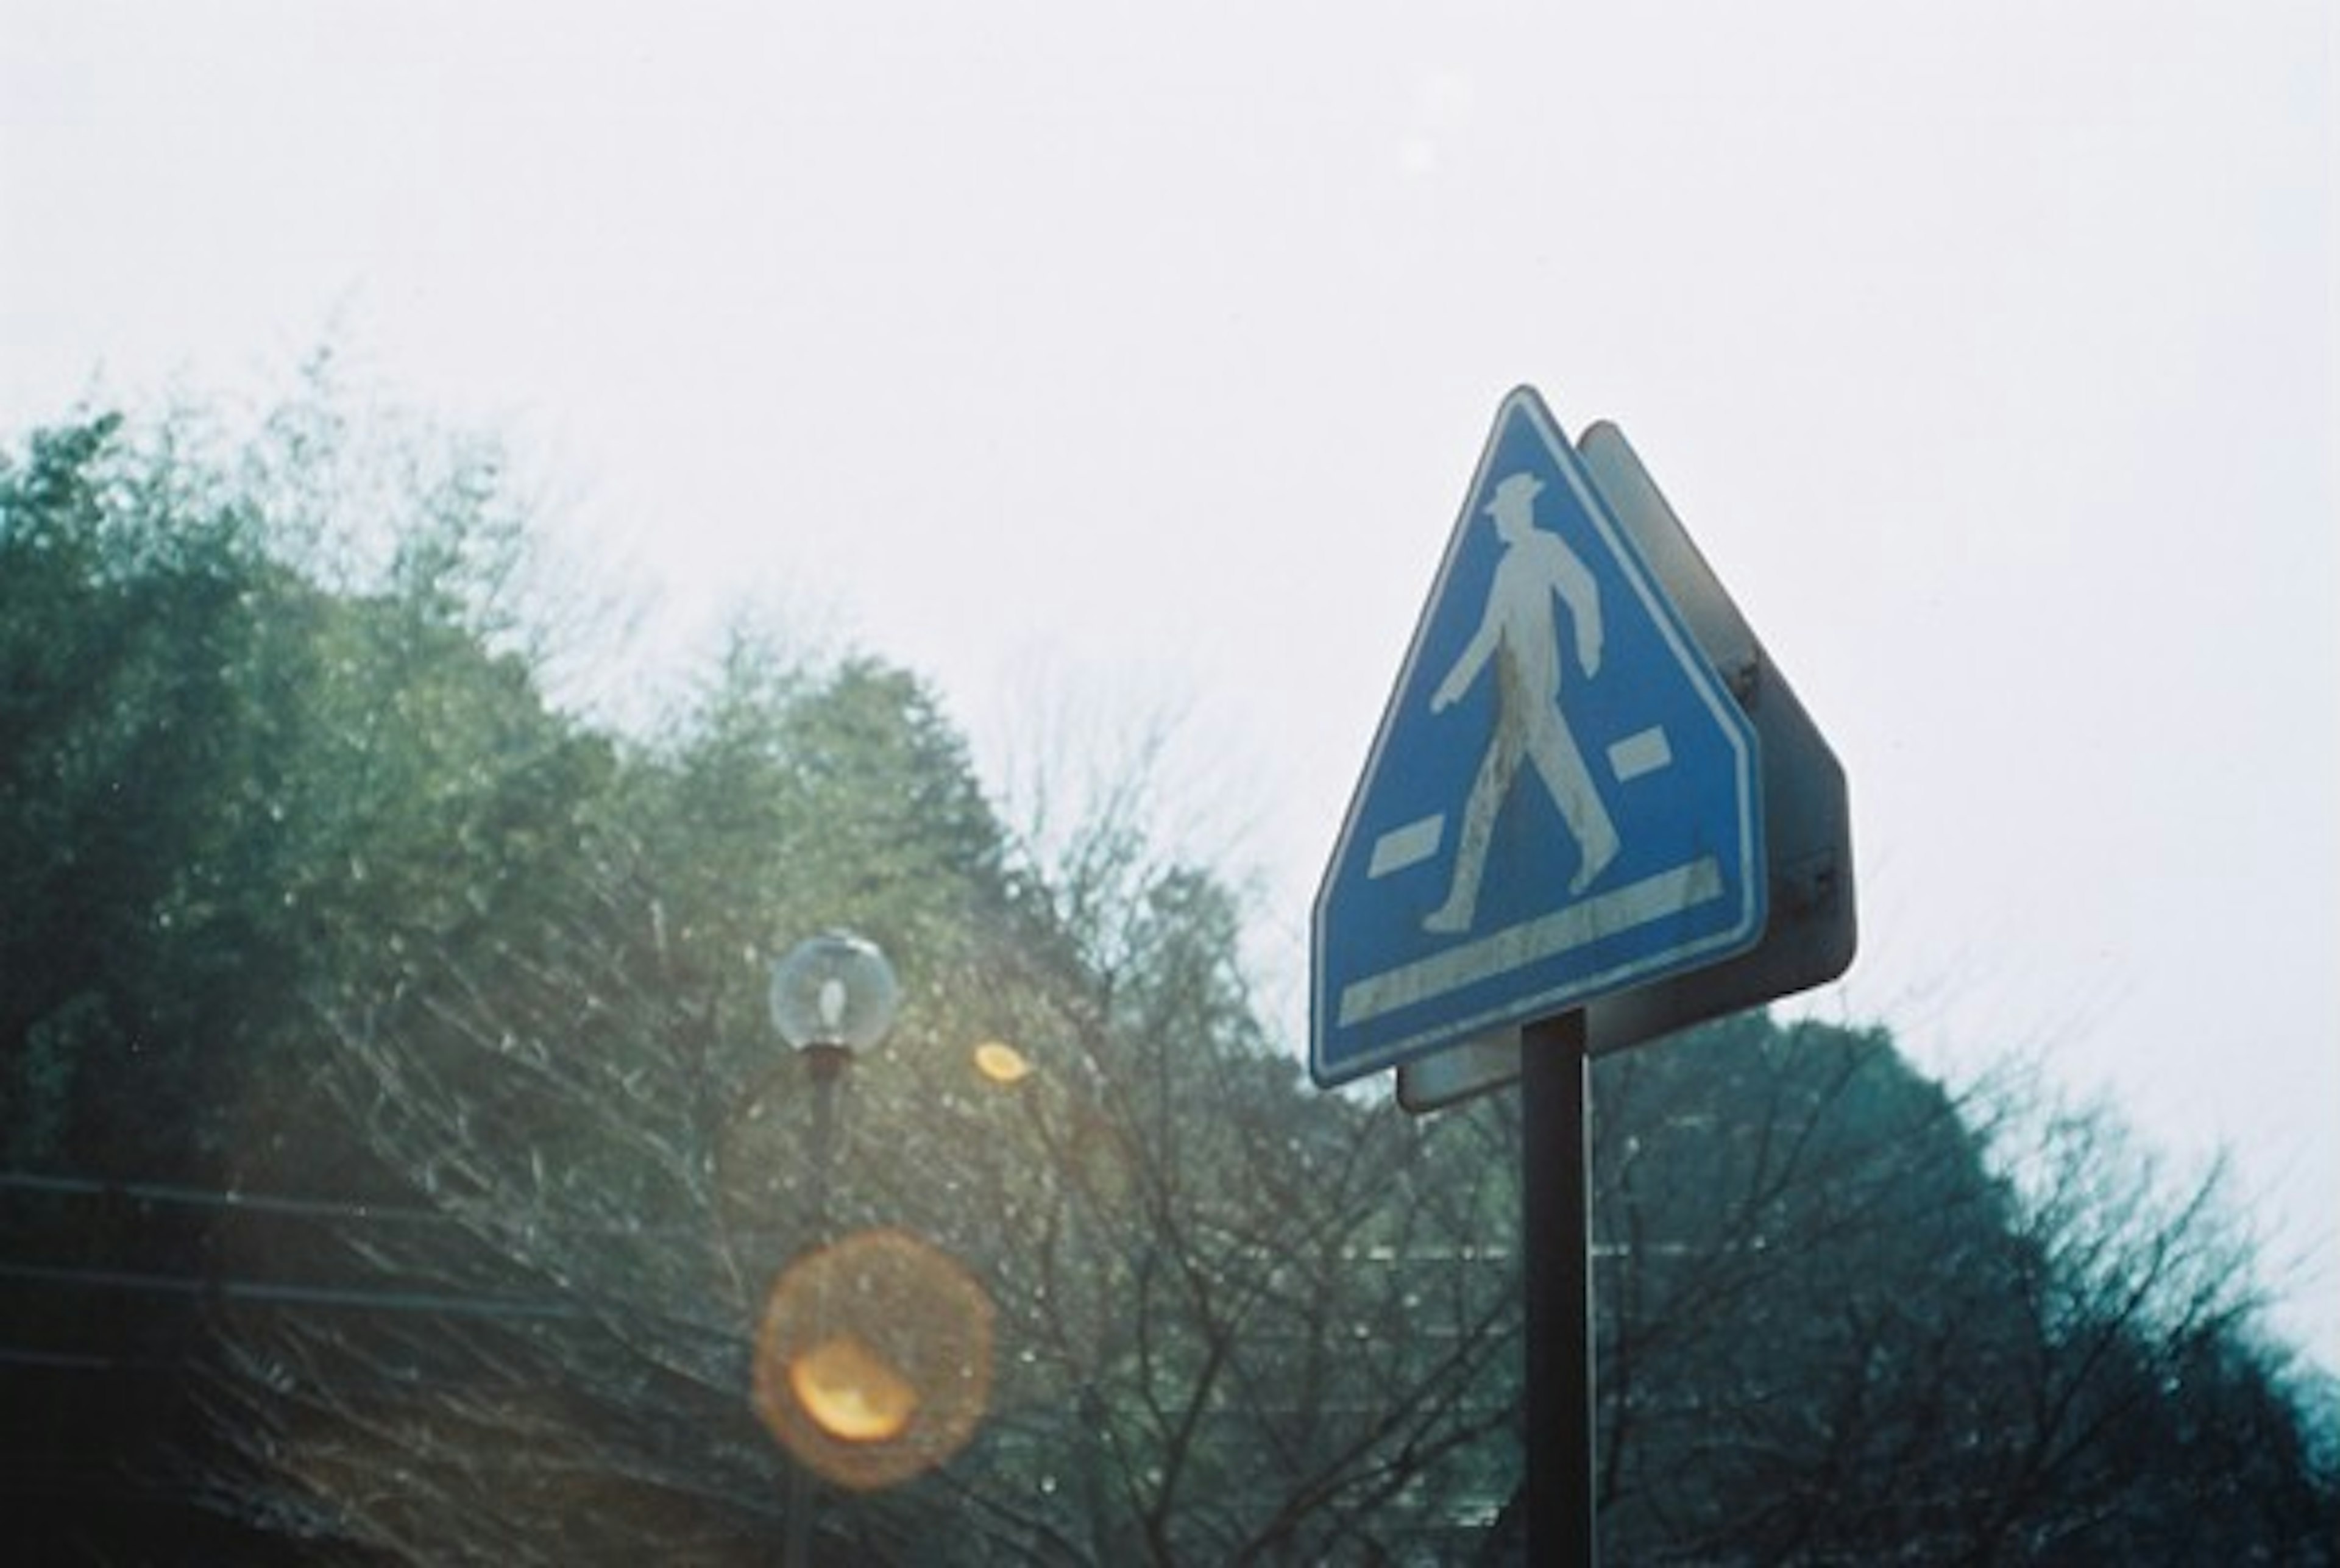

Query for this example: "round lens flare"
[753,1229,995,1491]
[971,1040,1034,1085]
[788,1333,918,1442]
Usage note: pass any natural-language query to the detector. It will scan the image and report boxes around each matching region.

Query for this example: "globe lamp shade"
[769,932,900,1054]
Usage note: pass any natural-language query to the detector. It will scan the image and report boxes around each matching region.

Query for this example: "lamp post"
[769,931,898,1568]
[769,932,899,1239]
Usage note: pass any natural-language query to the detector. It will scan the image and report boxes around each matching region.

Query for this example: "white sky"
[5,1,2335,1373]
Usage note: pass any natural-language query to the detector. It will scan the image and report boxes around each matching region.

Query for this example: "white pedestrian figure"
[1422,470,1621,934]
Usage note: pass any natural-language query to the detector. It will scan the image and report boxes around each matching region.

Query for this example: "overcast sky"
[5,1,2333,1372]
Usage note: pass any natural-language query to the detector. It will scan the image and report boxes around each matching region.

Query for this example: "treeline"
[3,393,2333,1563]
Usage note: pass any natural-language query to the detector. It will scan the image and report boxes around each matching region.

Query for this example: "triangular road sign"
[1311,388,1765,1087]
[1395,419,1857,1111]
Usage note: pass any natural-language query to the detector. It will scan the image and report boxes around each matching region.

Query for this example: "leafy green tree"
[1,393,617,1559]
[1,399,610,1182]
[2,414,272,1171]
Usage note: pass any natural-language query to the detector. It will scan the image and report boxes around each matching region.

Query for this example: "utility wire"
[0,1168,723,1241]
[0,1169,452,1227]
[0,1344,164,1372]
[2,1172,594,1333]
[0,1258,584,1319]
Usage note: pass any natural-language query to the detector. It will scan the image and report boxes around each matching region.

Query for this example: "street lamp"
[770,930,901,1060]
[768,931,899,1232]
[768,931,897,1568]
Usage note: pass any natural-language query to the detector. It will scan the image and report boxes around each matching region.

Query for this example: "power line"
[0,1169,450,1228]
[2,1175,592,1321]
[0,1168,718,1241]
[0,1344,159,1372]
[0,1258,583,1320]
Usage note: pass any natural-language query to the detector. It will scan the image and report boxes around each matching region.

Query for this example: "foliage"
[173,640,1522,1564]
[0,400,607,1182]
[1569,1018,2339,1564]
[3,391,2334,1564]
[0,391,612,1556]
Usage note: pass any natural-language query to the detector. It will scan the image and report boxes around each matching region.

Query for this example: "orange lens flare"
[788,1333,918,1442]
[753,1228,995,1491]
[971,1040,1034,1085]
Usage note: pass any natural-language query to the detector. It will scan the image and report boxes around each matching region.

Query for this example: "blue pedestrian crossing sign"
[1310,387,1765,1087]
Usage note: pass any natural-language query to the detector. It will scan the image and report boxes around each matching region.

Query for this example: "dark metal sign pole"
[1522,1011,1596,1564]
